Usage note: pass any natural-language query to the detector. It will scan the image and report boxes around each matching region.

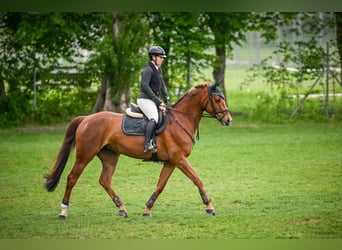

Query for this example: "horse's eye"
[215,98,221,104]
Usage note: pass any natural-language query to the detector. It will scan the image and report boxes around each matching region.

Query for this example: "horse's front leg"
[98,150,128,217]
[144,163,175,216]
[199,190,215,215]
[176,157,216,215]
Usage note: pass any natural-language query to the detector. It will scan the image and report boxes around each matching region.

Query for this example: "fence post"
[33,68,37,112]
[325,42,330,118]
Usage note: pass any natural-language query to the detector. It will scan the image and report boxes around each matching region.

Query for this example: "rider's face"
[153,56,165,66]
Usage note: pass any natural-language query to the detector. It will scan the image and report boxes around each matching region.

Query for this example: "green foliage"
[0,13,101,91]
[251,92,295,123]
[33,86,97,125]
[146,13,214,91]
[0,85,96,128]
[0,12,105,127]
[85,12,148,107]
[1,12,341,126]
[241,25,341,122]
[110,13,149,103]
[0,91,32,127]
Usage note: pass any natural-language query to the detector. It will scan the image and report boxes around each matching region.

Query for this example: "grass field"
[0,118,341,239]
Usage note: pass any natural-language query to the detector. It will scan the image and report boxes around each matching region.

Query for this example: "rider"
[137,46,169,153]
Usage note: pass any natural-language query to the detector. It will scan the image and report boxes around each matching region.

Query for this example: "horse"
[44,80,232,218]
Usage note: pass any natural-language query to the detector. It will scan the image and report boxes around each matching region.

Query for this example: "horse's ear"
[209,79,226,99]
[214,79,222,87]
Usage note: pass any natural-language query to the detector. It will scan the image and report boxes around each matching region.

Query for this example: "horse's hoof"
[206,209,216,216]
[119,210,128,217]
[58,214,67,220]
[143,213,151,217]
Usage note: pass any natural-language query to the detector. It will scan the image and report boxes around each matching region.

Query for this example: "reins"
[167,108,198,144]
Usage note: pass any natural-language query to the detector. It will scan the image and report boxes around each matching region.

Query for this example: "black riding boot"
[144,119,157,152]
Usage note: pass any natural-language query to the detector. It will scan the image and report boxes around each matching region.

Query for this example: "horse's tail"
[44,116,85,192]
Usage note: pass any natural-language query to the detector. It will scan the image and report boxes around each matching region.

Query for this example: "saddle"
[122,103,167,136]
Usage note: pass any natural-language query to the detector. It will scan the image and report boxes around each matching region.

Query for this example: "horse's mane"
[172,83,210,107]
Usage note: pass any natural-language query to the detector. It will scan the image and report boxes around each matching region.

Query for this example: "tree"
[2,12,341,126]
[91,12,149,112]
[146,12,213,97]
[1,12,148,118]
[0,13,100,93]
[0,12,101,126]
[204,13,252,94]
[203,12,302,96]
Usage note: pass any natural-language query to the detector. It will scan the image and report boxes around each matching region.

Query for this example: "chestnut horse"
[44,81,232,218]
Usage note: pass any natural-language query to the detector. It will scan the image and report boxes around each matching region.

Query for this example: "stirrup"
[144,140,157,153]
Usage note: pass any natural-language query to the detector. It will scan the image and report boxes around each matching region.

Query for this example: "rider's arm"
[141,67,162,105]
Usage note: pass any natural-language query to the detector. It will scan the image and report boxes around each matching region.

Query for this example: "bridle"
[166,85,231,144]
[168,86,230,118]
[202,93,230,123]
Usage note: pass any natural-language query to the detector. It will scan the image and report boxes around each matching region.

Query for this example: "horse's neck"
[172,95,203,132]
[176,101,203,116]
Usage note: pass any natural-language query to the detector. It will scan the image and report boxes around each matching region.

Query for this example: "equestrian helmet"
[148,46,167,58]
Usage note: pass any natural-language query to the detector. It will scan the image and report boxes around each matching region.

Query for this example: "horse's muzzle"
[219,117,232,126]
[215,110,232,126]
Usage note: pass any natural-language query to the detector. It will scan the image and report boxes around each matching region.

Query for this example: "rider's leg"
[137,98,159,152]
[144,119,157,152]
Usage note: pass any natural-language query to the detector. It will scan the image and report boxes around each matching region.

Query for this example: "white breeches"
[137,98,159,122]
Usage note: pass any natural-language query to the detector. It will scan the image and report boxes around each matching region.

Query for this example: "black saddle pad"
[122,113,167,136]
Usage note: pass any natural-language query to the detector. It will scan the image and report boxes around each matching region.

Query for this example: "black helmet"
[148,46,167,58]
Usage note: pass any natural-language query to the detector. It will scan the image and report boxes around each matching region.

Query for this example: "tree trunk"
[103,86,114,111]
[111,91,130,112]
[206,13,229,98]
[110,12,130,112]
[335,12,342,84]
[91,74,114,113]
[0,77,5,98]
[119,88,130,111]
[213,46,226,93]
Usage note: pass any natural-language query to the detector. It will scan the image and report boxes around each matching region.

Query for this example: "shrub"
[0,91,32,128]
[33,86,97,125]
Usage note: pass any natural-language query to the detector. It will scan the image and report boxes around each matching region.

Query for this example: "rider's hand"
[159,102,167,111]
[164,97,170,105]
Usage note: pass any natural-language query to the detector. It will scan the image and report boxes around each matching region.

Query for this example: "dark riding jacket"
[138,62,169,106]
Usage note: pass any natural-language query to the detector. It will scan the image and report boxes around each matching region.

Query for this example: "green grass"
[0,119,341,239]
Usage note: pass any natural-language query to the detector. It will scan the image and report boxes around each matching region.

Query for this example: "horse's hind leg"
[144,162,176,217]
[97,148,127,217]
[59,157,92,219]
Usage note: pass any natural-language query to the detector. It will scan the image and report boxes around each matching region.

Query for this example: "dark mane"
[172,83,210,107]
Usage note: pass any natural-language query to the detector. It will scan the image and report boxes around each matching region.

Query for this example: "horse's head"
[204,80,232,126]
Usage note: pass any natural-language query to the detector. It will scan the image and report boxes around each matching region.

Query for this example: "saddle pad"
[122,114,167,136]
[122,115,145,136]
